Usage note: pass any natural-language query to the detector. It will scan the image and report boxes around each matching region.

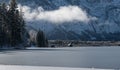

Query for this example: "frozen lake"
[0,47,120,69]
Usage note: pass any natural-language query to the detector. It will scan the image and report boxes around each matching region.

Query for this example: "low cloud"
[18,5,96,23]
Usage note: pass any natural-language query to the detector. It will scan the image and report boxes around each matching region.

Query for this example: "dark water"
[0,47,120,69]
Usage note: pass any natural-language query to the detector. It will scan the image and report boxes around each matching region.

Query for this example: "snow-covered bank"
[0,65,113,70]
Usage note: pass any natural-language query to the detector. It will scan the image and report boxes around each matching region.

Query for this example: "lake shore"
[49,40,120,47]
[0,41,120,50]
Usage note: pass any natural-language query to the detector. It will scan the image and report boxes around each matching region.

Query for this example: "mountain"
[1,0,120,40]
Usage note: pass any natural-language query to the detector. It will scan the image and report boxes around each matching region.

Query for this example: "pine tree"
[7,0,26,47]
[36,30,47,47]
[0,3,8,46]
[0,4,2,46]
[9,0,17,11]
[1,3,7,11]
[0,0,26,47]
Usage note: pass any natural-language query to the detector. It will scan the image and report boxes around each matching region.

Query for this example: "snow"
[0,65,113,70]
[0,47,120,69]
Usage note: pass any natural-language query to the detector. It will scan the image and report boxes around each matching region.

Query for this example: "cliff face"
[1,0,120,40]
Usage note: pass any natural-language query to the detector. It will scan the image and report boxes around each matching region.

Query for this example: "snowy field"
[0,47,120,69]
[0,65,113,70]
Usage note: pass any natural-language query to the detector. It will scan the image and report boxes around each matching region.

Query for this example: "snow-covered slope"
[1,0,120,40]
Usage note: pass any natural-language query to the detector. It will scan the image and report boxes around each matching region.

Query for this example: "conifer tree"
[0,3,8,46]
[0,0,26,47]
[1,3,7,10]
[36,30,46,47]
[7,0,26,46]
[9,0,17,11]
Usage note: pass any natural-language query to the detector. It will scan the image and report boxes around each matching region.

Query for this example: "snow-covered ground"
[0,47,120,69]
[0,65,113,70]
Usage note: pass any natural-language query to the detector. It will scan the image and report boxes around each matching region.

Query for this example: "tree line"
[0,0,48,48]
